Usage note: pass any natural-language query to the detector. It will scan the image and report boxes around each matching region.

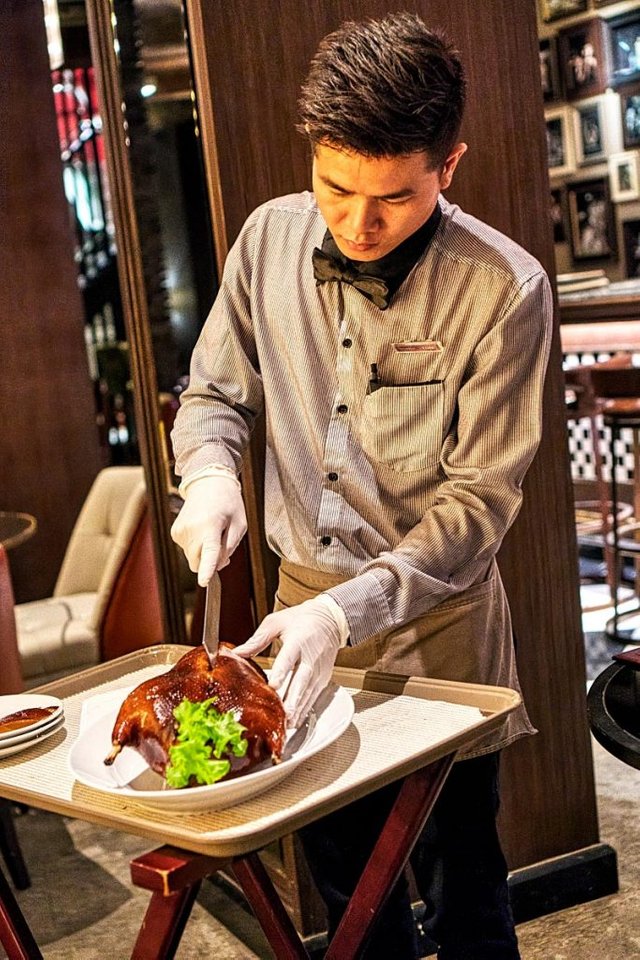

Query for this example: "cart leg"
[0,864,43,960]
[324,752,455,960]
[0,802,30,891]
[232,852,310,960]
[130,846,232,960]
[130,883,200,960]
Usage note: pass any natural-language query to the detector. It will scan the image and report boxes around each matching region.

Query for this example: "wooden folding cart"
[0,645,520,960]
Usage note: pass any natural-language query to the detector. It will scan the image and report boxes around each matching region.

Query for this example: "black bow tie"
[312,248,390,310]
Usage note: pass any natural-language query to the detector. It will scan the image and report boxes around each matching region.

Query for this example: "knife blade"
[202,571,221,666]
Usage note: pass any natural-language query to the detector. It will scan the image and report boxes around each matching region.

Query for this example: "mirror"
[69,0,221,642]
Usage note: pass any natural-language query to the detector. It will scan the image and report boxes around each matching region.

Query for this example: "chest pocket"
[361,380,445,472]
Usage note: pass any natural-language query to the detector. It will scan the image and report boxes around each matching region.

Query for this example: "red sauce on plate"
[0,707,56,733]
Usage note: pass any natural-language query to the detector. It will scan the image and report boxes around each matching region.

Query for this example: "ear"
[439,143,468,190]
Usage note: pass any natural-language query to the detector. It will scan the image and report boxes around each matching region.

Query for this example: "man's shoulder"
[252,191,321,223]
[436,199,546,286]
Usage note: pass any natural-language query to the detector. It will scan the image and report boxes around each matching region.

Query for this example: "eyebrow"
[318,173,416,201]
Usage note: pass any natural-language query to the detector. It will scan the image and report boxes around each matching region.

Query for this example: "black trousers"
[298,752,520,960]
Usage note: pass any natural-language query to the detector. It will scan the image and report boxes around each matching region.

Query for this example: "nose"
[346,198,380,238]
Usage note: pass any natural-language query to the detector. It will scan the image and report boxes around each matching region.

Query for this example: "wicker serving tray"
[0,646,520,857]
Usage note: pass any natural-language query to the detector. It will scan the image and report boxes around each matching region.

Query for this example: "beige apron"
[275,558,536,758]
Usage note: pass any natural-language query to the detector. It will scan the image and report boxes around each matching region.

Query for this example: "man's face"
[312,141,467,261]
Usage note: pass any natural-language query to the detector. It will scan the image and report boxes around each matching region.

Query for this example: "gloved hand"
[234,597,344,728]
[170,475,247,586]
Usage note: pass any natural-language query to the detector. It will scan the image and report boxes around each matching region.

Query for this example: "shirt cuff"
[178,464,241,498]
[315,593,350,647]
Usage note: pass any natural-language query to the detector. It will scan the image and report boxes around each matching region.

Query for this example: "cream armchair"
[15,466,155,685]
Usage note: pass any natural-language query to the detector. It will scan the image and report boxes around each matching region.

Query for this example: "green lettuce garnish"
[165,697,248,789]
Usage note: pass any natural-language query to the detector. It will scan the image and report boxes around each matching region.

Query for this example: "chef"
[170,12,552,960]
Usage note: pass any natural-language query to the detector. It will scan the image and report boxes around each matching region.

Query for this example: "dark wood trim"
[184,0,279,621]
[560,297,640,324]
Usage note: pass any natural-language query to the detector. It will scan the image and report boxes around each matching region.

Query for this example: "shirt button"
[320,535,332,546]
[342,338,352,348]
[328,472,338,481]
[337,404,348,413]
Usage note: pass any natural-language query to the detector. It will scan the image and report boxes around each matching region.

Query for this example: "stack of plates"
[0,694,64,758]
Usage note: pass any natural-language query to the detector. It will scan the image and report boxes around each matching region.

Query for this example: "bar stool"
[565,366,615,602]
[565,360,633,605]
[589,365,640,641]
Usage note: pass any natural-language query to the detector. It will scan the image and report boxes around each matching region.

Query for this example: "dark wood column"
[0,0,103,601]
[184,0,610,929]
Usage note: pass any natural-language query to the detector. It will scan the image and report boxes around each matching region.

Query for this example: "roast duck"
[104,644,286,786]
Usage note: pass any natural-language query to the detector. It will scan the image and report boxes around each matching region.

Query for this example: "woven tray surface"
[0,663,493,855]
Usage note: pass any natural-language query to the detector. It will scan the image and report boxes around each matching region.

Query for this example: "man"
[171,12,552,959]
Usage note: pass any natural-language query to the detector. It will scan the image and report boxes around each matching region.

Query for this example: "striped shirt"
[172,192,553,645]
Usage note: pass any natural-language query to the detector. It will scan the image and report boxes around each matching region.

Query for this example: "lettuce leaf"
[165,697,248,789]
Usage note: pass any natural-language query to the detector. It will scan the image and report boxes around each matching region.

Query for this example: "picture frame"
[550,187,568,243]
[573,95,609,165]
[539,37,563,102]
[558,18,610,101]
[566,177,617,260]
[607,11,640,88]
[545,105,576,176]
[609,151,640,202]
[619,82,640,149]
[538,0,587,24]
[621,218,640,277]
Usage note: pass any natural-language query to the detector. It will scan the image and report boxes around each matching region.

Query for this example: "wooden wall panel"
[186,0,596,871]
[0,0,103,601]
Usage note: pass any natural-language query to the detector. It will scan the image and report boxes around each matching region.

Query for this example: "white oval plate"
[0,715,65,758]
[69,683,354,812]
[0,695,63,741]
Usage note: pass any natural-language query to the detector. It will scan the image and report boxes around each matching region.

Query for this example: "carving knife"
[202,571,221,666]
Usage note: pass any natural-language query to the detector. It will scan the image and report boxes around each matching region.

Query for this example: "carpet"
[584,631,626,681]
[517,739,640,960]
[4,810,271,959]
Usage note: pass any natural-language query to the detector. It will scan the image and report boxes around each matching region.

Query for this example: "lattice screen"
[563,351,640,484]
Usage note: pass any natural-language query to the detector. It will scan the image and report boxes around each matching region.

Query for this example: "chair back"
[54,466,146,631]
[564,367,600,421]
[0,546,24,694]
[590,365,640,400]
[100,506,164,660]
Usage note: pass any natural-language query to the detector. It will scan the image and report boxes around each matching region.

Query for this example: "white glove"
[170,475,247,586]
[234,597,344,728]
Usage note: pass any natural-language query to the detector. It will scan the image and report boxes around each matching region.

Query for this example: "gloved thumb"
[268,643,300,690]
[198,537,221,587]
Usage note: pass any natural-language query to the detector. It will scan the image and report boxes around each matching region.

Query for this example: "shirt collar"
[320,199,442,305]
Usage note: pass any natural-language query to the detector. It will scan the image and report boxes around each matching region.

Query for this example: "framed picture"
[621,218,640,277]
[538,0,587,24]
[558,18,610,101]
[609,151,640,202]
[574,96,609,165]
[620,83,640,148]
[567,177,617,260]
[545,106,576,176]
[607,11,640,87]
[539,37,563,102]
[550,187,568,243]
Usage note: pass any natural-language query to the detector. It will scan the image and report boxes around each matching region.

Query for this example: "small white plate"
[0,715,65,758]
[0,695,63,741]
[69,683,354,812]
[0,709,65,748]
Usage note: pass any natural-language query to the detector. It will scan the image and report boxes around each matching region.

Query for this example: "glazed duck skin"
[104,645,286,782]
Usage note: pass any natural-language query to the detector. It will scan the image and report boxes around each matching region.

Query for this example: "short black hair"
[298,12,466,169]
